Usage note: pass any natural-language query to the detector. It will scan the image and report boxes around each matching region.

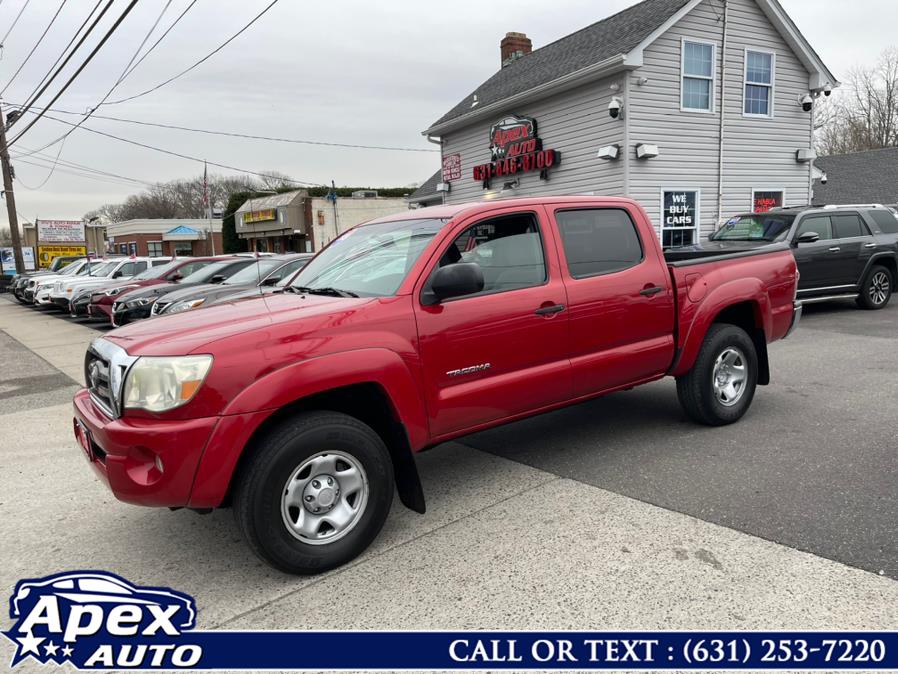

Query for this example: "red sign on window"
[442,154,461,182]
[753,191,783,213]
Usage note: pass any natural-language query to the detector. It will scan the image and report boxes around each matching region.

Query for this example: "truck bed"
[663,241,790,266]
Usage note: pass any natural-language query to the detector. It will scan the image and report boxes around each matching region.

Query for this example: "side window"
[795,216,833,240]
[556,209,643,278]
[831,213,868,238]
[269,258,305,281]
[439,213,546,296]
[116,262,136,276]
[151,259,169,267]
[869,210,898,234]
[133,261,148,274]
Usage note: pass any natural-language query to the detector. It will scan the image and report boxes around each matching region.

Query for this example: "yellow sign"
[243,209,277,224]
[38,244,88,268]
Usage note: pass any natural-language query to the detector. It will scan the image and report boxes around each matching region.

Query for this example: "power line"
[119,0,197,83]
[8,0,140,146]
[0,0,66,96]
[13,143,154,186]
[13,134,66,189]
[9,0,112,134]
[105,0,281,106]
[15,155,151,189]
[0,0,32,49]
[10,104,439,153]
[31,112,327,186]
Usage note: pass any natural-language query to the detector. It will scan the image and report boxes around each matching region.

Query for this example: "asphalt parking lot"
[1,294,896,654]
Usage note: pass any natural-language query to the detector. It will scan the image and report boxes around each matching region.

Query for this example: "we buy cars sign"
[37,219,85,243]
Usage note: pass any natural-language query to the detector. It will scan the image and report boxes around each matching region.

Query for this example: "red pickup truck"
[73,197,801,574]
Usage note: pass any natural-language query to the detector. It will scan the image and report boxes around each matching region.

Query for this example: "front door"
[547,205,676,397]
[831,212,876,287]
[414,208,571,437]
[793,215,847,293]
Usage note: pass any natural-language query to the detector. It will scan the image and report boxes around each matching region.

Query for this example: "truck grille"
[85,350,115,417]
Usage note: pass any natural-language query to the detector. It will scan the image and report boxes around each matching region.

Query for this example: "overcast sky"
[0,0,894,227]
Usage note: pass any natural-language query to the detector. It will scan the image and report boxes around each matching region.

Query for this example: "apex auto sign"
[472,115,560,187]
[37,219,85,243]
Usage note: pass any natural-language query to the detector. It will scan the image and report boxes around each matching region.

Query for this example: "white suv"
[47,257,170,310]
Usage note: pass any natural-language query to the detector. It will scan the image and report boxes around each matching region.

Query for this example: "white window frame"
[750,187,786,212]
[743,48,776,118]
[680,38,716,114]
[660,187,702,245]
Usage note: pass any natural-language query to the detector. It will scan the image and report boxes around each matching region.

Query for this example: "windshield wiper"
[290,286,359,298]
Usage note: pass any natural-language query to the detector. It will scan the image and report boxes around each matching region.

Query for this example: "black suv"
[707,204,898,309]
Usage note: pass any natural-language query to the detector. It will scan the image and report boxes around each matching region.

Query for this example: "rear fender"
[671,278,769,378]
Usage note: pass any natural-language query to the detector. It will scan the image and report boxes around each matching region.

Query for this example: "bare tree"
[817,49,898,155]
[255,169,295,191]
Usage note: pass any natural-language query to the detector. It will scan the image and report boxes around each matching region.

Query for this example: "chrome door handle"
[864,243,878,248]
[828,247,841,252]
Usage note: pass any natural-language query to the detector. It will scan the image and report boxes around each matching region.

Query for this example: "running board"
[798,293,858,304]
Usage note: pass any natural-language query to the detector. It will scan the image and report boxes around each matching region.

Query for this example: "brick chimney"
[500,32,532,67]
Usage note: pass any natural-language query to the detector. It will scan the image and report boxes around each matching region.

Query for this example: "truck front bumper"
[784,301,802,338]
[72,389,219,507]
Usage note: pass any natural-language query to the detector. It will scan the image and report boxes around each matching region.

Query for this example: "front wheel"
[856,265,892,310]
[676,324,758,426]
[233,411,394,575]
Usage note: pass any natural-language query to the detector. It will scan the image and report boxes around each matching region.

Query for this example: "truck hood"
[104,293,375,355]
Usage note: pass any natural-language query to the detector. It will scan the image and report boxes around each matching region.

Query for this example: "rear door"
[831,212,875,286]
[546,204,675,397]
[414,207,571,437]
[792,215,843,291]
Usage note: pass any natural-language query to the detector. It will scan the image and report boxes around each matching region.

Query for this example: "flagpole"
[203,161,215,255]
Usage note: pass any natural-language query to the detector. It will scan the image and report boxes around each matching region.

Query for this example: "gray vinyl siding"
[441,77,625,204]
[628,0,813,238]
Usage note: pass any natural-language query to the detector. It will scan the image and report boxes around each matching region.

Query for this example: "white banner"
[37,219,85,242]
[1,246,35,272]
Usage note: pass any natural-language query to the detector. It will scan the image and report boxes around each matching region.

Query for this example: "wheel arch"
[864,254,897,285]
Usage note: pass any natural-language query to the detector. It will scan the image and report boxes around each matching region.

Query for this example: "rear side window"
[795,215,832,240]
[869,210,898,234]
[556,208,643,278]
[831,214,868,238]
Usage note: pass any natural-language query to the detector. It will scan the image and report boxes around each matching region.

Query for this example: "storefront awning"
[163,225,207,241]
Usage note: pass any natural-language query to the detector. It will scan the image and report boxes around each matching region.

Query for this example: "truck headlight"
[165,298,205,314]
[122,355,213,412]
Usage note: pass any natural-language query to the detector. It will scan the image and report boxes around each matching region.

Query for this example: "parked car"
[110,257,255,326]
[29,259,114,305]
[47,257,171,311]
[11,257,87,302]
[152,254,313,316]
[80,257,219,321]
[75,196,800,574]
[707,204,898,309]
[204,254,314,308]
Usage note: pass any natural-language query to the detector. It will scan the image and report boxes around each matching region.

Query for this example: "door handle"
[639,286,664,296]
[534,303,565,316]
[864,242,877,248]
[828,247,841,252]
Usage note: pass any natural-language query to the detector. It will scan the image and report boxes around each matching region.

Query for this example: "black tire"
[676,324,758,426]
[855,265,892,310]
[233,411,394,575]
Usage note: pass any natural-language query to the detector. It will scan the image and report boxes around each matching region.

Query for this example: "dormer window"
[744,49,775,117]
[681,39,715,112]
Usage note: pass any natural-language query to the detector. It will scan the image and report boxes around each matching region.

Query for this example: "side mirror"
[795,231,820,245]
[168,272,183,282]
[260,276,279,286]
[210,274,226,284]
[112,270,123,278]
[424,263,484,305]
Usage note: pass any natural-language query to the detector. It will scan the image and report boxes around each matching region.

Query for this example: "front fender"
[671,278,769,377]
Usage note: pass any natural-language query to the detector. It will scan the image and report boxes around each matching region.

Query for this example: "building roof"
[106,218,222,236]
[814,148,898,206]
[408,170,443,204]
[235,190,307,213]
[424,0,837,135]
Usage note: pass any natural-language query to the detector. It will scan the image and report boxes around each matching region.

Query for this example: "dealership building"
[106,218,223,257]
[422,0,836,245]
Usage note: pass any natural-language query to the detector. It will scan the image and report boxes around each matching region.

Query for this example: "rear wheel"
[856,265,892,310]
[676,324,758,426]
[233,411,394,575]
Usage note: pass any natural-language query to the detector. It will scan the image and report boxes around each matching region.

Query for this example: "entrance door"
[414,208,571,437]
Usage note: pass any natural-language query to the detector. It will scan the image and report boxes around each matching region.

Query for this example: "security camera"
[823,84,832,96]
[799,94,813,112]
[820,172,828,184]
[608,97,623,119]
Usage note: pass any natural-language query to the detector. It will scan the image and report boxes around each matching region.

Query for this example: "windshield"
[291,219,446,297]
[133,260,175,280]
[223,258,285,285]
[88,261,118,276]
[709,213,796,242]
[180,259,241,284]
[59,261,84,276]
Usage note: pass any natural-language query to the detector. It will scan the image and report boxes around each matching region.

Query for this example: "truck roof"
[365,195,641,226]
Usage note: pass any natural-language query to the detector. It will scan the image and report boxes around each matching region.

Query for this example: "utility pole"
[0,102,24,274]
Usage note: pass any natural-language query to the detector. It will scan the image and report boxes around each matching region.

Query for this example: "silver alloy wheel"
[281,450,369,546]
[869,271,890,305]
[711,346,747,407]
